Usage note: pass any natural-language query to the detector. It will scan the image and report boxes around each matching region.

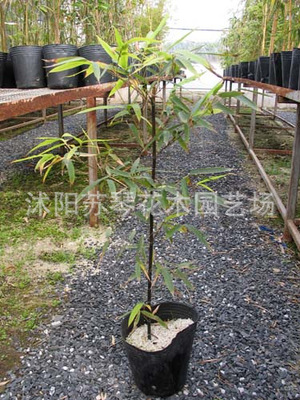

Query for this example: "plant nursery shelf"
[224,77,300,253]
[0,84,115,122]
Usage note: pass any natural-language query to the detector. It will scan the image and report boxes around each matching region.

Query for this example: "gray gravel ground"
[1,113,300,400]
[276,110,297,126]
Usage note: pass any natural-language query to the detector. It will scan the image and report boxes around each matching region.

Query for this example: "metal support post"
[284,104,300,241]
[228,81,233,108]
[236,83,241,114]
[162,80,166,110]
[58,104,64,137]
[104,95,108,127]
[249,90,258,149]
[87,97,99,227]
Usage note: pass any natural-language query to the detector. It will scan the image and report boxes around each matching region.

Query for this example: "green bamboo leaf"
[185,224,208,246]
[63,159,75,185]
[189,167,232,175]
[109,79,125,97]
[114,27,123,47]
[158,264,175,295]
[165,224,182,239]
[107,179,117,194]
[174,268,194,289]
[141,310,168,328]
[128,302,144,327]
[236,94,258,111]
[96,36,118,62]
[130,103,142,122]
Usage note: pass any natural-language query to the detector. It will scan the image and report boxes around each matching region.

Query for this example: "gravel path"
[1,114,300,400]
[276,110,297,126]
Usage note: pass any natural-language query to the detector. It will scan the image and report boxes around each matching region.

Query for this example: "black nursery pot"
[272,52,282,87]
[269,52,280,85]
[259,56,270,83]
[289,48,300,90]
[10,45,45,89]
[2,53,16,88]
[0,52,7,87]
[248,61,255,80]
[239,61,248,79]
[121,302,198,398]
[255,59,261,82]
[281,51,293,88]
[43,44,79,89]
[78,44,113,85]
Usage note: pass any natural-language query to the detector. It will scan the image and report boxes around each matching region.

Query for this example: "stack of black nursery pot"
[223,48,300,90]
[0,43,115,89]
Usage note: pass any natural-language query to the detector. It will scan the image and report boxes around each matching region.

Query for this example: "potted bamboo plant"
[17,18,252,397]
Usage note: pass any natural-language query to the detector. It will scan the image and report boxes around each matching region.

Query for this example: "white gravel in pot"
[126,318,194,352]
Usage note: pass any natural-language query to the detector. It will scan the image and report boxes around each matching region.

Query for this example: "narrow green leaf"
[189,167,232,175]
[141,310,168,328]
[128,302,144,327]
[185,224,208,246]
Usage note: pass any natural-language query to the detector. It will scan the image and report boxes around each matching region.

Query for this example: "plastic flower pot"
[10,45,46,89]
[78,44,113,85]
[247,61,255,80]
[255,59,261,82]
[239,62,248,79]
[281,51,293,88]
[121,302,198,397]
[232,64,239,78]
[2,53,16,88]
[271,52,282,87]
[269,53,279,85]
[0,52,7,87]
[43,44,79,89]
[259,56,270,83]
[289,48,300,90]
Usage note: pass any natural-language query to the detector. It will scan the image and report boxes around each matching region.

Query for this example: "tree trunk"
[0,3,7,52]
[269,10,278,54]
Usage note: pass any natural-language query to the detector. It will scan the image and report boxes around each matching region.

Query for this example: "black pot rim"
[122,301,198,355]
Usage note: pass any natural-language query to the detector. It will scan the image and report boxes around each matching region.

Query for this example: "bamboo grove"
[0,0,167,51]
[221,0,300,66]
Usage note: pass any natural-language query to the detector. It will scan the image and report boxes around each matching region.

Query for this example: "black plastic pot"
[78,44,113,85]
[43,44,79,89]
[269,53,280,85]
[0,52,7,87]
[255,59,261,82]
[239,62,248,79]
[259,56,270,83]
[289,48,300,90]
[248,61,255,80]
[271,52,282,87]
[10,45,45,89]
[2,53,16,88]
[281,51,293,88]
[122,302,198,398]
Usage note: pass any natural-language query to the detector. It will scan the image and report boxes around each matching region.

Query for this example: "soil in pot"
[78,44,113,86]
[43,44,79,89]
[3,53,16,88]
[289,48,300,90]
[10,45,46,89]
[281,50,293,88]
[121,302,198,398]
[0,52,7,87]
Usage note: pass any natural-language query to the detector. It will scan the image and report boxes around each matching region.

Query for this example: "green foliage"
[221,0,300,66]
[18,22,247,336]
